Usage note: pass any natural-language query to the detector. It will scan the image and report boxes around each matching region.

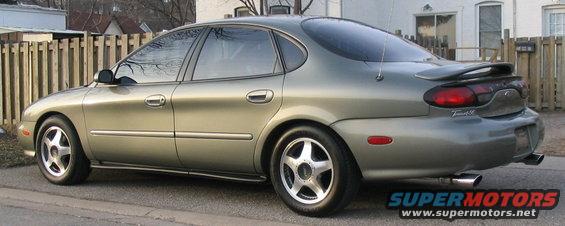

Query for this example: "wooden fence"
[1,33,156,125]
[501,36,565,111]
[1,33,564,126]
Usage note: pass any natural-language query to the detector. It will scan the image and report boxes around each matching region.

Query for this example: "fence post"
[62,38,69,90]
[21,42,30,109]
[72,37,80,88]
[120,34,128,60]
[548,37,556,111]
[532,37,543,110]
[41,41,49,98]
[32,42,39,102]
[109,35,117,66]
[0,45,3,124]
[84,31,93,85]
[51,40,59,93]
[503,29,510,62]
[97,35,105,72]
[561,36,565,111]
[3,44,12,125]
[12,44,20,122]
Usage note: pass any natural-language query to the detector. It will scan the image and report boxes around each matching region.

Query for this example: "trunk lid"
[416,62,527,118]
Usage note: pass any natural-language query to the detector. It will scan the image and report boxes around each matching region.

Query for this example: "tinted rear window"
[302,18,437,62]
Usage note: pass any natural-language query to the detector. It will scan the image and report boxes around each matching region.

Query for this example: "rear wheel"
[270,125,360,216]
[36,116,90,185]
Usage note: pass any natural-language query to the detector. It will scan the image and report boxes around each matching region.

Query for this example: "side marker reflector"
[22,129,31,137]
[368,136,393,145]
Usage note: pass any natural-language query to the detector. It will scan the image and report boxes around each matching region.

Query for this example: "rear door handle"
[246,89,274,104]
[145,94,166,108]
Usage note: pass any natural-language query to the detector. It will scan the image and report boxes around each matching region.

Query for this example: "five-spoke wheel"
[280,138,333,204]
[36,115,90,185]
[40,126,72,177]
[270,125,360,216]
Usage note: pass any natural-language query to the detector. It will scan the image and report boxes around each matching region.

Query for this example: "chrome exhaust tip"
[520,153,544,165]
[438,173,482,188]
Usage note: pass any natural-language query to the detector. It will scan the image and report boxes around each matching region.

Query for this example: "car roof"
[168,15,319,34]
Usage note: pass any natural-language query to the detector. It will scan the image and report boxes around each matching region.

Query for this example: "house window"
[544,7,565,36]
[478,4,502,56]
[235,7,252,17]
[270,5,291,15]
[415,14,456,48]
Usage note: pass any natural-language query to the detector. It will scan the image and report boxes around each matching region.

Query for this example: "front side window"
[192,27,277,80]
[478,4,502,56]
[114,28,202,84]
[302,18,436,62]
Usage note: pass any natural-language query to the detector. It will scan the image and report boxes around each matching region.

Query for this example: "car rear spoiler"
[415,62,514,81]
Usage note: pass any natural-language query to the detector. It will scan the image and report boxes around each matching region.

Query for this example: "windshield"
[301,18,437,62]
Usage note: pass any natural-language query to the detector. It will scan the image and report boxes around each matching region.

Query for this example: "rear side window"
[193,27,277,80]
[302,18,437,62]
[275,33,306,71]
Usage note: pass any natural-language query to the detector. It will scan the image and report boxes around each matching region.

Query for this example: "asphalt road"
[0,157,564,225]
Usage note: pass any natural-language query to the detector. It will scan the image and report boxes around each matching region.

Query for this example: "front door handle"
[246,89,274,104]
[145,94,166,108]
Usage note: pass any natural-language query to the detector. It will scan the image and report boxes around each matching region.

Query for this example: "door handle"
[246,89,274,104]
[145,94,166,108]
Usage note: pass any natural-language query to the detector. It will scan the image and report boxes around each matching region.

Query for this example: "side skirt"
[91,162,267,183]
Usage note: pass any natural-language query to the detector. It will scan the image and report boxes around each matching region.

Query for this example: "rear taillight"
[424,87,476,108]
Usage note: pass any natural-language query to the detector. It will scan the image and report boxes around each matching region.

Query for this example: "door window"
[114,28,202,85]
[192,27,277,80]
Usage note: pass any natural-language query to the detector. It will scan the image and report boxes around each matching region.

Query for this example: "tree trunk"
[293,0,302,15]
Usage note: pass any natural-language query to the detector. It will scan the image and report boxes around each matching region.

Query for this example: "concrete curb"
[0,187,297,226]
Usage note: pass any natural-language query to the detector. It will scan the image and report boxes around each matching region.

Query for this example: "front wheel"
[36,116,90,185]
[270,125,360,216]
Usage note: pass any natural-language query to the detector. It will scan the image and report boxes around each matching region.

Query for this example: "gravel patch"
[0,128,35,168]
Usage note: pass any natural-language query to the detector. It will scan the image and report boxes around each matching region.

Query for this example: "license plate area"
[515,126,531,155]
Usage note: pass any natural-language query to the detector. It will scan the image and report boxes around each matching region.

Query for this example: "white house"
[196,0,565,60]
[0,3,66,30]
[0,3,86,42]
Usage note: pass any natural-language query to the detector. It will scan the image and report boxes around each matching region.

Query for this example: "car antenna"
[376,0,396,81]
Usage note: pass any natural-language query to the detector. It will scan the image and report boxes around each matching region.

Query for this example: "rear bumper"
[331,108,544,181]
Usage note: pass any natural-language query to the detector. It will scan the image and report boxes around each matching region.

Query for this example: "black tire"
[270,125,361,217]
[35,115,90,185]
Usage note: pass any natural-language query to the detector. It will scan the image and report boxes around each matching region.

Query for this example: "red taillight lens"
[424,87,477,108]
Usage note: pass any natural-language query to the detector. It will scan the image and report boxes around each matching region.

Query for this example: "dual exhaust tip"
[436,153,545,189]
[519,153,544,166]
[437,173,483,189]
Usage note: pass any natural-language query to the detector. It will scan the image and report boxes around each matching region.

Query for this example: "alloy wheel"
[40,126,72,177]
[280,138,334,204]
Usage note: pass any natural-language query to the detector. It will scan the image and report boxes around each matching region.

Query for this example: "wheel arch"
[256,118,360,178]
[34,112,77,146]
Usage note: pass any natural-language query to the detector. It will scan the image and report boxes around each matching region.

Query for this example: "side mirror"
[95,69,115,84]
